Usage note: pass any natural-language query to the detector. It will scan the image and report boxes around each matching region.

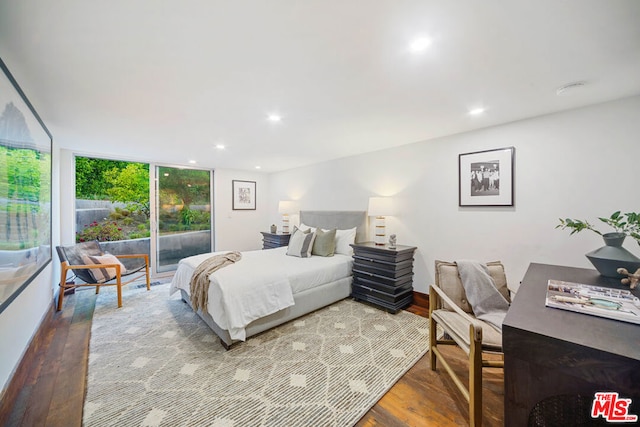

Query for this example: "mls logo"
[591,392,638,423]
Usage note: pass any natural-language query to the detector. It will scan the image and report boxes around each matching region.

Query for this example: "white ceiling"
[1,0,639,172]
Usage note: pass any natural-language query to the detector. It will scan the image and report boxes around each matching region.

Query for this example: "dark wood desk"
[503,263,640,426]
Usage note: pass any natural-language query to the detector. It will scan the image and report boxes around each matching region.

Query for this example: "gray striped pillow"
[286,227,316,258]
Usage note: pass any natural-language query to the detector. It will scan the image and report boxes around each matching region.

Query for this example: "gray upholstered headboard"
[299,211,368,243]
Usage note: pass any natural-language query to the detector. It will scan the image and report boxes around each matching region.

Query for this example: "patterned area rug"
[83,283,429,426]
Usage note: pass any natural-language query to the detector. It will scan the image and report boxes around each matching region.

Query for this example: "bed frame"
[180,210,367,349]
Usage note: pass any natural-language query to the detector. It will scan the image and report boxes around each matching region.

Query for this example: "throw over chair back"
[429,260,510,427]
[56,240,150,311]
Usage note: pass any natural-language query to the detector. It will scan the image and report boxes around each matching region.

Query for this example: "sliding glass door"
[154,166,213,273]
[74,157,214,278]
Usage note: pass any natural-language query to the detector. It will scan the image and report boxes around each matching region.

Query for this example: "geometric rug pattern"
[83,283,429,426]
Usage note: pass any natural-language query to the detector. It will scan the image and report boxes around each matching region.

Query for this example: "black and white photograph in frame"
[232,180,256,210]
[459,146,514,207]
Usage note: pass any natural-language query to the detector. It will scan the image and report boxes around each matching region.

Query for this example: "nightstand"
[350,242,417,313]
[260,231,291,249]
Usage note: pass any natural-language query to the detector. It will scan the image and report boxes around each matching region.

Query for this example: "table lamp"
[278,200,299,234]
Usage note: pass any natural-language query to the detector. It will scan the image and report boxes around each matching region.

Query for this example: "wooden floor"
[0,289,504,427]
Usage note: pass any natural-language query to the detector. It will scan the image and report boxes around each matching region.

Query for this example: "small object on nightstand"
[388,234,397,249]
[270,224,277,233]
[350,242,417,313]
[261,231,291,249]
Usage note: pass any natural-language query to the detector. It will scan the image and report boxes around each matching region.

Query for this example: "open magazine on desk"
[545,279,640,325]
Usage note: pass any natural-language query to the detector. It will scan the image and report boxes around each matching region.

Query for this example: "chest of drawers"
[350,242,417,313]
[260,232,291,249]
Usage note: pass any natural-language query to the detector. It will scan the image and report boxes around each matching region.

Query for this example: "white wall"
[269,96,640,294]
[214,169,270,251]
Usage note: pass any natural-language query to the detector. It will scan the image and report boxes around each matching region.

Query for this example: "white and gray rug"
[83,283,429,427]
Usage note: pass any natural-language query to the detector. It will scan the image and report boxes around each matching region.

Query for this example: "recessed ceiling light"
[189,160,196,164]
[468,107,485,116]
[267,114,282,122]
[255,166,261,169]
[215,144,225,150]
[409,37,432,53]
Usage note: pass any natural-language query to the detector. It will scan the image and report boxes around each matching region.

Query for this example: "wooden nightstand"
[260,231,291,249]
[350,242,417,313]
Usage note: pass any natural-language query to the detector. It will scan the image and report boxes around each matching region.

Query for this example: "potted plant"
[556,211,640,277]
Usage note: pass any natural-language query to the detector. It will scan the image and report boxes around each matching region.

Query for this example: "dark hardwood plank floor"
[0,290,503,426]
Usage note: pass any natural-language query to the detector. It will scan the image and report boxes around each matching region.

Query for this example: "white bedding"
[169,247,353,341]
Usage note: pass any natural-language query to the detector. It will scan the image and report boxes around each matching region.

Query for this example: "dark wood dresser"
[349,242,417,313]
[503,263,640,426]
[260,232,291,249]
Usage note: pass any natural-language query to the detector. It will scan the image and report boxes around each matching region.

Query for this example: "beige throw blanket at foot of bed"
[190,251,242,311]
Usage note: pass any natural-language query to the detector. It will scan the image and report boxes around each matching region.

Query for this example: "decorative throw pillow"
[312,228,336,257]
[81,253,127,283]
[334,227,357,255]
[286,226,316,258]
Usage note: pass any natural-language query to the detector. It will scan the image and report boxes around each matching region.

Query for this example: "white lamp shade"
[367,197,395,217]
[278,200,299,214]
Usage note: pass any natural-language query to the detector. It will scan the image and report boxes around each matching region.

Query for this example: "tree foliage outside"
[75,157,150,243]
[75,157,131,200]
[104,163,150,217]
[157,167,211,234]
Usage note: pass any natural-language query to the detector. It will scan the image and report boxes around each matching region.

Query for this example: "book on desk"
[545,279,640,325]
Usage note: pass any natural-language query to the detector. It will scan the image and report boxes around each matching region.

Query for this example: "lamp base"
[282,214,290,234]
[374,216,386,245]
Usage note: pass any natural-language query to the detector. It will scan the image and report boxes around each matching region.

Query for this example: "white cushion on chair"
[432,309,503,351]
[81,253,127,283]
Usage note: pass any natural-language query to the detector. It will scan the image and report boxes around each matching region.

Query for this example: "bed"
[169,210,367,349]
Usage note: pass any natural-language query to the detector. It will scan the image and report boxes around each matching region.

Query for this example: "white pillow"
[298,223,316,233]
[333,227,357,256]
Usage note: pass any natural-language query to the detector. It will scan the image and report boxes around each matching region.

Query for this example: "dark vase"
[585,232,640,278]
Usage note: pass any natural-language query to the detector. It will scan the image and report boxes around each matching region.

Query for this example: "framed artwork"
[0,57,53,314]
[459,146,514,207]
[232,180,256,210]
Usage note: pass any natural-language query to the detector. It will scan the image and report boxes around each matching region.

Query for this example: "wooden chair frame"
[57,252,150,311]
[429,281,504,427]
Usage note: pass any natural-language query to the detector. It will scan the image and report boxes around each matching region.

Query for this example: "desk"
[503,263,640,426]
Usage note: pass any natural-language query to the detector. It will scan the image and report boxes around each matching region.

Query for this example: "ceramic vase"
[585,232,640,278]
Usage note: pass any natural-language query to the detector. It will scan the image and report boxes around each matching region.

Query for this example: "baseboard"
[412,290,429,310]
[0,299,55,420]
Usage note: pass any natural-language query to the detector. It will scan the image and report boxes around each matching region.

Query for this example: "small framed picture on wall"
[232,180,256,210]
[459,146,515,207]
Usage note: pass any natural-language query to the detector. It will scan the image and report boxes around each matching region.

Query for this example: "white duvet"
[169,247,353,340]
